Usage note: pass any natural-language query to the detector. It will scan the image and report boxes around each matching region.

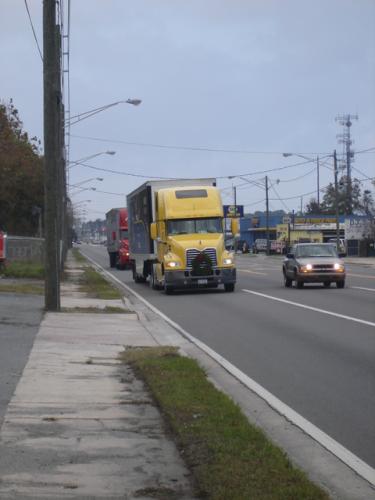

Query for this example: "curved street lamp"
[68,151,116,170]
[67,98,142,126]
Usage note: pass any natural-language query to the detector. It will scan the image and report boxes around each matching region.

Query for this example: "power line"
[24,0,43,61]
[70,133,330,156]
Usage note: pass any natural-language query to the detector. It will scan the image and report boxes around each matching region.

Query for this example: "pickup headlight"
[223,257,233,265]
[334,262,345,271]
[300,263,313,272]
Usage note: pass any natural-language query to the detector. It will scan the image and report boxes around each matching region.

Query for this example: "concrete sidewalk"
[0,253,374,499]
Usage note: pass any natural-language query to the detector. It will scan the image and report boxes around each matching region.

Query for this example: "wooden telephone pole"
[43,0,61,310]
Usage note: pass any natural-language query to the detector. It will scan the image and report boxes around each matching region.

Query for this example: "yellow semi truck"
[127,179,237,294]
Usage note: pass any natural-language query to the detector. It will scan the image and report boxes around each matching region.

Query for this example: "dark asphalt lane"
[0,293,43,426]
[81,245,375,468]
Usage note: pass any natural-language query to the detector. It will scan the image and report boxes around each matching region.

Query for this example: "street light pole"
[265,175,270,256]
[333,150,340,252]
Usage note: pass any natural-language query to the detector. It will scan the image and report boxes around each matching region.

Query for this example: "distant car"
[327,238,347,256]
[253,239,267,253]
[283,243,346,289]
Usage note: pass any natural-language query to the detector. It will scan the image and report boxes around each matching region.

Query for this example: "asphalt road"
[81,244,375,469]
[0,292,44,426]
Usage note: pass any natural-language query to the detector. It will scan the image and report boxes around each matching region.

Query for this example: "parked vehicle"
[0,231,6,269]
[253,239,267,253]
[253,239,285,254]
[106,208,130,269]
[127,179,237,293]
[327,238,347,256]
[283,243,346,289]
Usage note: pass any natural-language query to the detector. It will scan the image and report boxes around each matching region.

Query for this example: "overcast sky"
[1,0,374,219]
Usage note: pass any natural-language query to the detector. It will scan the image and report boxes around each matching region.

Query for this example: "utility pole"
[316,156,320,208]
[233,185,237,252]
[333,150,340,253]
[43,0,60,310]
[265,175,270,256]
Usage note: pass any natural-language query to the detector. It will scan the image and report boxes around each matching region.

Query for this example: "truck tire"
[296,280,304,289]
[324,282,331,288]
[164,284,174,295]
[224,283,235,292]
[109,252,116,268]
[336,280,345,289]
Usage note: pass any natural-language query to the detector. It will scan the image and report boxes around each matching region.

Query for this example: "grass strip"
[71,248,88,264]
[79,267,122,299]
[1,261,44,279]
[121,347,329,500]
[0,282,44,295]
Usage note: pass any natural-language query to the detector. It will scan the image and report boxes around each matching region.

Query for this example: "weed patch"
[1,261,44,279]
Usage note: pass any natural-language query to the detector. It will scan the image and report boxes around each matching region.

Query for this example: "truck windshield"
[120,230,129,239]
[167,218,222,235]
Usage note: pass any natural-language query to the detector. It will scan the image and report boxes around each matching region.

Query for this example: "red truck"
[105,208,130,269]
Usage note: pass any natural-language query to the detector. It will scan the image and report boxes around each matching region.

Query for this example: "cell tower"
[335,113,358,215]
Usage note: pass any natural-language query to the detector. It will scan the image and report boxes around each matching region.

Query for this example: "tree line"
[0,100,43,236]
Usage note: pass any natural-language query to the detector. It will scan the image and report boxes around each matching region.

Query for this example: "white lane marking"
[80,251,375,487]
[347,272,375,279]
[242,289,375,328]
[352,286,375,292]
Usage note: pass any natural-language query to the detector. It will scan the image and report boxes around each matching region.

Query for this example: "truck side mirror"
[150,222,157,240]
[286,253,294,259]
[230,218,239,237]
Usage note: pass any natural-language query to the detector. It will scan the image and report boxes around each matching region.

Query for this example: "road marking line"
[81,250,375,486]
[237,269,268,275]
[242,289,375,328]
[347,273,375,279]
[352,286,375,292]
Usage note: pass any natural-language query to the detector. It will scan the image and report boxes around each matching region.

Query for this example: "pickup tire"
[296,280,304,289]
[224,283,235,292]
[323,282,331,288]
[284,275,292,288]
[336,280,345,289]
[164,285,174,295]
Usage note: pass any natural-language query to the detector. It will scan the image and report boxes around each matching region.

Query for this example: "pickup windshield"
[167,218,223,235]
[295,244,338,258]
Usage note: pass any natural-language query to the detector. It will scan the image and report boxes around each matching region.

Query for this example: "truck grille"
[186,248,217,268]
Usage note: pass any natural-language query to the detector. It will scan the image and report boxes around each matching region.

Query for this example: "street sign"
[223,205,244,218]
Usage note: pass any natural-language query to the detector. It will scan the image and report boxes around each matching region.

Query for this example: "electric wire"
[24,0,43,61]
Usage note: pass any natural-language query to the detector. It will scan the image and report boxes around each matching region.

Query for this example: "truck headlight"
[166,261,179,268]
[334,262,344,271]
[223,257,233,265]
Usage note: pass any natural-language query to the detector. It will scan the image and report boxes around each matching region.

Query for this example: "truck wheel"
[109,253,116,268]
[296,280,304,289]
[324,282,331,288]
[149,266,157,289]
[164,285,174,295]
[336,280,345,289]
[224,283,235,292]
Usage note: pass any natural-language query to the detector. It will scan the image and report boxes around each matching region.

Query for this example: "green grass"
[0,282,44,295]
[79,267,122,299]
[1,261,44,279]
[71,248,88,264]
[121,347,329,500]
